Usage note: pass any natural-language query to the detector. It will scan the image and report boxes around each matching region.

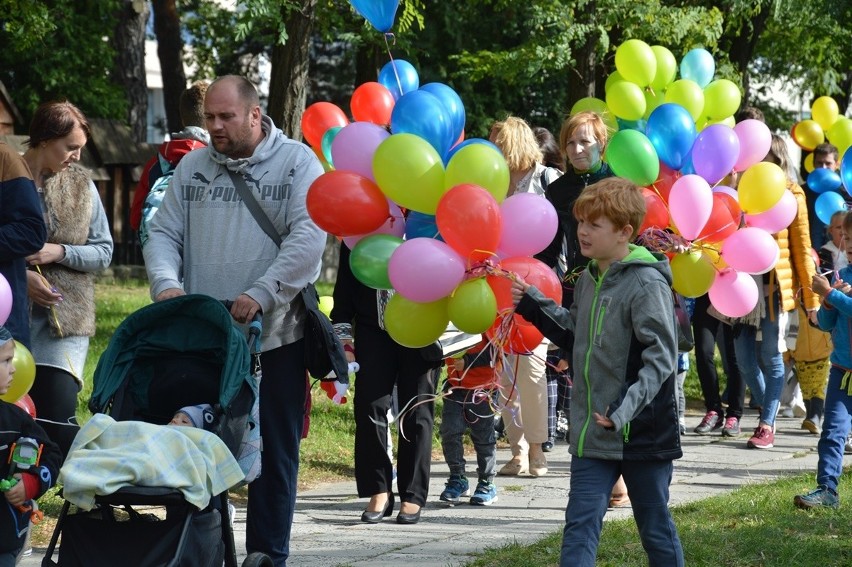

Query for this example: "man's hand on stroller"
[156,288,186,302]
[230,294,261,324]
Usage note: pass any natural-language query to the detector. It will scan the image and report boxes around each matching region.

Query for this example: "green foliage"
[0,0,54,50]
[0,0,126,124]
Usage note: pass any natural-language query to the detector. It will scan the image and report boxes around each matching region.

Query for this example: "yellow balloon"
[702,79,741,121]
[615,39,656,87]
[701,246,728,270]
[570,97,618,134]
[792,119,825,151]
[0,342,36,403]
[606,81,646,121]
[812,96,839,131]
[671,251,716,297]
[373,133,446,214]
[665,79,704,121]
[448,278,497,334]
[650,45,677,91]
[643,89,666,120]
[605,71,624,92]
[384,294,449,348]
[738,162,786,215]
[318,296,334,318]
[804,152,815,173]
[827,117,852,156]
[444,144,510,203]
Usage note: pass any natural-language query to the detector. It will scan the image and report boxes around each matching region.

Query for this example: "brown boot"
[528,444,548,477]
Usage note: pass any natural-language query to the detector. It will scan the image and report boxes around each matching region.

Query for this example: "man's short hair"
[735,106,764,123]
[179,81,209,128]
[573,177,646,239]
[814,142,839,161]
[209,75,260,111]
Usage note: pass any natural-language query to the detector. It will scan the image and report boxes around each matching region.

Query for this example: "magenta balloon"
[708,268,759,318]
[721,227,780,274]
[691,124,740,184]
[388,238,466,302]
[343,201,406,249]
[331,122,391,182]
[498,193,558,257]
[733,119,772,172]
[0,273,11,326]
[744,190,797,233]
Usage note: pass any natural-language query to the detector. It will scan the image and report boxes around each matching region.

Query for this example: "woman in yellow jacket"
[733,134,820,449]
[788,301,832,434]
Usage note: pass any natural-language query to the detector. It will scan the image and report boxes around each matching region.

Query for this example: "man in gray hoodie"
[144,75,327,567]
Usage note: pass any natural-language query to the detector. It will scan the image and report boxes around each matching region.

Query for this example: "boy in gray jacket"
[510,177,683,567]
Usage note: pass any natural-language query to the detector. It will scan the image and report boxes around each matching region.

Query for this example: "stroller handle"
[221,300,263,353]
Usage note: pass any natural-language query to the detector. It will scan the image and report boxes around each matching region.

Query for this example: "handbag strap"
[227,169,282,248]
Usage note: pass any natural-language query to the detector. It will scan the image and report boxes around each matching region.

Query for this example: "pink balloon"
[498,193,558,257]
[388,238,466,302]
[343,201,406,249]
[330,122,391,182]
[0,273,10,326]
[709,268,759,317]
[721,227,780,274]
[744,190,797,233]
[733,119,772,172]
[669,175,713,240]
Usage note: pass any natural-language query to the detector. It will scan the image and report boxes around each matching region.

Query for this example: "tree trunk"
[566,1,597,109]
[723,5,772,109]
[268,0,317,141]
[152,0,187,133]
[112,0,149,143]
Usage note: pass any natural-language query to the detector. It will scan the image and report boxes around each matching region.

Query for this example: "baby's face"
[0,341,14,395]
[170,412,193,427]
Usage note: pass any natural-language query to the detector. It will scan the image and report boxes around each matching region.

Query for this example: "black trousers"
[692,295,745,418]
[29,365,81,459]
[353,326,440,507]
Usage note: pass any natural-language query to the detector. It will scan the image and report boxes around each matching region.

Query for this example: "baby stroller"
[42,294,271,567]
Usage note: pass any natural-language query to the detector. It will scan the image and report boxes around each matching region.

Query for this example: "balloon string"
[382,33,404,98]
[34,266,64,338]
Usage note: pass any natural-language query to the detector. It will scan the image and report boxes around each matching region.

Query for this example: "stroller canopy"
[89,294,252,417]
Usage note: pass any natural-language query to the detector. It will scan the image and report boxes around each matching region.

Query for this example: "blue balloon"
[390,90,453,157]
[815,191,847,225]
[420,82,466,145]
[807,167,842,194]
[379,59,419,101]
[443,138,501,165]
[680,152,695,175]
[646,103,696,170]
[839,148,852,197]
[350,0,399,33]
[405,211,442,240]
[680,48,715,88]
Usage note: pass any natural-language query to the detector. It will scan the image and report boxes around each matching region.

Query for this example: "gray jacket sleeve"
[59,182,113,272]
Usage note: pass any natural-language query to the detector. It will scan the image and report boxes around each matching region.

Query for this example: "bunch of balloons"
[0,273,37,403]
[575,39,793,318]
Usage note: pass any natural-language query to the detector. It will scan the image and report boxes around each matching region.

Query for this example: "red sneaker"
[747,426,774,449]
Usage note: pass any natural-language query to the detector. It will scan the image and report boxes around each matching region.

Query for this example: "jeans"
[733,295,786,426]
[246,340,306,567]
[440,387,496,481]
[560,457,683,567]
[816,365,852,492]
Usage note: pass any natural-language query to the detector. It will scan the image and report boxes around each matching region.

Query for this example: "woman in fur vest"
[23,101,113,456]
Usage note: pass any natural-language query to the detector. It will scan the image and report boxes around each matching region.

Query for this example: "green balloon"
[570,97,618,134]
[606,81,646,121]
[350,234,403,290]
[321,126,343,167]
[665,79,704,122]
[650,45,677,91]
[604,129,660,186]
[373,133,445,214]
[384,294,449,348]
[444,144,510,203]
[703,79,741,121]
[448,278,497,334]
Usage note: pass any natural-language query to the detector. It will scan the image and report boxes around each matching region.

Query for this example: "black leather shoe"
[542,440,554,452]
[361,492,394,524]
[396,504,421,525]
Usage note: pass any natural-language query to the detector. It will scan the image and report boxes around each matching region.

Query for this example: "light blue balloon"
[390,90,453,157]
[680,48,715,88]
[815,191,847,225]
[379,59,419,100]
[807,167,842,194]
[646,103,696,170]
[350,0,399,33]
[420,82,466,146]
[616,117,648,133]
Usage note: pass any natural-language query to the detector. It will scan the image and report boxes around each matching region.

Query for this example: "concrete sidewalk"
[24,410,850,566]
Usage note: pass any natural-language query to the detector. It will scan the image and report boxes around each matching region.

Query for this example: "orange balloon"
[639,187,670,233]
[486,314,544,355]
[696,195,738,242]
[487,257,562,312]
[350,82,395,126]
[436,184,502,262]
[301,102,349,148]
[651,162,680,203]
[306,171,390,236]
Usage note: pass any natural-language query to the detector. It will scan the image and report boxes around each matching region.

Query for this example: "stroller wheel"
[242,552,274,567]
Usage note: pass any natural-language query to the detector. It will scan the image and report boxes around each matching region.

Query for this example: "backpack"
[139,154,175,248]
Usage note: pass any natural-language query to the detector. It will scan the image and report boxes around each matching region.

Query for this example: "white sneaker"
[779,407,794,418]
[845,435,852,455]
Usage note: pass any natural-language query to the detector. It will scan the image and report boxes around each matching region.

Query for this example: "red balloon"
[639,187,670,233]
[306,171,390,236]
[486,314,544,354]
[696,195,738,243]
[350,82,395,126]
[714,192,742,224]
[436,184,502,262]
[14,394,36,419]
[487,256,562,312]
[651,162,680,203]
[301,102,349,148]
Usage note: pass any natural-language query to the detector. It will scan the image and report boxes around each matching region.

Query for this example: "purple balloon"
[498,193,558,257]
[330,122,391,182]
[388,238,465,302]
[691,124,740,185]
